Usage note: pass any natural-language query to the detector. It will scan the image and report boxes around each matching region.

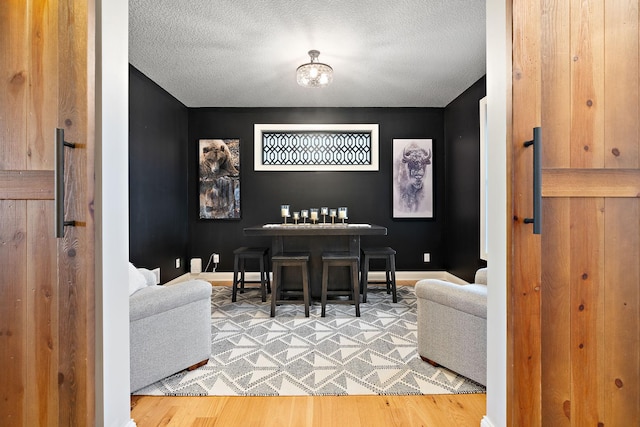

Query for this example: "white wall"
[484,0,509,426]
[95,0,132,425]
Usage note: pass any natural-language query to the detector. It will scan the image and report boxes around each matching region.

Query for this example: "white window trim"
[254,123,379,171]
[479,97,488,261]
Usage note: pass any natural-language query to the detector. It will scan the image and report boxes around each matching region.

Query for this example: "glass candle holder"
[321,207,329,223]
[310,208,319,224]
[338,207,348,223]
[281,204,290,224]
[301,209,309,223]
[329,209,337,224]
[293,211,300,224]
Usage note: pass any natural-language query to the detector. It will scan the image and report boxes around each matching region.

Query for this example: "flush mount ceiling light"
[296,50,333,88]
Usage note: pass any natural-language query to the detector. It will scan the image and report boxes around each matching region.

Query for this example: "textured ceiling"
[129,0,486,108]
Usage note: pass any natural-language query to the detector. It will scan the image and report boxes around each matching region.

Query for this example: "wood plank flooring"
[130,394,487,427]
[130,280,486,426]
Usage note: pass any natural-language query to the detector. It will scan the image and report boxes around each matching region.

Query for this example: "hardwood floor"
[130,394,487,427]
[131,280,486,426]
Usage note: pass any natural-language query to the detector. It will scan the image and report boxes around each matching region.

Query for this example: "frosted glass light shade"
[296,50,333,88]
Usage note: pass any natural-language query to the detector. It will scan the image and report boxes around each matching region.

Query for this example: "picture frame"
[392,138,433,218]
[198,138,241,219]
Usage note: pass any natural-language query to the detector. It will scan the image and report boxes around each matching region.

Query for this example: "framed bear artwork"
[198,139,241,219]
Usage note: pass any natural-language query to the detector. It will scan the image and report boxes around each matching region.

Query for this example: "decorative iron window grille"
[254,124,379,171]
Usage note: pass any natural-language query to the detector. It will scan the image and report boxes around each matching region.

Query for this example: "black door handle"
[523,127,541,235]
[55,128,76,238]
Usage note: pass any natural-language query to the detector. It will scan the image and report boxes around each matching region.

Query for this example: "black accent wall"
[444,76,487,281]
[129,66,189,282]
[188,108,445,272]
[129,65,486,283]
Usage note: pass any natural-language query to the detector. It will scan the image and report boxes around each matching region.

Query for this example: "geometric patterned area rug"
[133,286,486,396]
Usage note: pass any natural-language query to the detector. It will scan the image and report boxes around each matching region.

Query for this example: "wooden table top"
[243,223,387,236]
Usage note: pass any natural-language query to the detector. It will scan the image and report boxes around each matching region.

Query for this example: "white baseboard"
[166,270,469,286]
[480,415,495,427]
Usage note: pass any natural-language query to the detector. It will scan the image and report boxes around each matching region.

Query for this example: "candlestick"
[293,211,300,224]
[338,207,348,223]
[310,208,319,224]
[281,204,290,224]
[301,209,309,224]
[321,207,329,223]
[329,209,336,224]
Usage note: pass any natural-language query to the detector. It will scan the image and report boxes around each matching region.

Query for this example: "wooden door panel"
[512,0,542,424]
[604,0,639,169]
[569,197,605,426]
[27,0,58,171]
[569,0,605,168]
[541,0,571,169]
[25,200,58,427]
[513,0,640,425]
[0,200,27,425]
[541,198,571,426]
[0,0,27,170]
[1,0,94,425]
[603,198,640,424]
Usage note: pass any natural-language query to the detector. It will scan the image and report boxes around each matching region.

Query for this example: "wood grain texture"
[2,0,95,425]
[533,1,640,425]
[25,200,58,427]
[0,200,27,425]
[56,0,95,424]
[604,0,639,169]
[0,171,54,200]
[542,169,640,197]
[603,199,640,425]
[130,394,487,427]
[0,0,28,171]
[541,198,571,426]
[569,198,605,426]
[511,0,542,425]
[541,0,571,168]
[570,0,605,168]
[27,0,58,171]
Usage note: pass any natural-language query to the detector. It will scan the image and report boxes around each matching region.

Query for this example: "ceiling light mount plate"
[297,50,333,88]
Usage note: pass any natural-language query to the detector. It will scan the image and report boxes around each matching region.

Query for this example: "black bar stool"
[270,252,311,317]
[360,247,397,303]
[321,252,360,317]
[232,247,271,302]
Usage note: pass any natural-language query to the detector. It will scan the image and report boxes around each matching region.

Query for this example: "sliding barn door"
[0,0,95,425]
[511,0,640,425]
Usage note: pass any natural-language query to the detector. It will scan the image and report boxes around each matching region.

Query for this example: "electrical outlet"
[423,253,430,263]
[213,253,220,264]
[175,258,181,268]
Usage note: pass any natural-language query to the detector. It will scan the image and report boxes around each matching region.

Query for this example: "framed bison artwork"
[392,139,433,219]
[199,139,241,219]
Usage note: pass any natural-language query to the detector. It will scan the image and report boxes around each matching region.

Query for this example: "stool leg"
[302,263,310,317]
[259,256,267,302]
[239,258,246,293]
[385,257,392,294]
[232,255,240,302]
[390,254,397,303]
[359,254,365,300]
[271,263,279,317]
[352,261,360,317]
[362,255,370,303]
[264,253,272,294]
[321,262,329,317]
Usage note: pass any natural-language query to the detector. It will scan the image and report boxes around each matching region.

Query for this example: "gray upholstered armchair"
[129,266,212,392]
[415,268,487,386]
